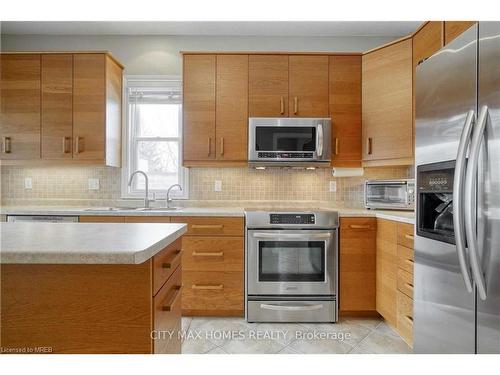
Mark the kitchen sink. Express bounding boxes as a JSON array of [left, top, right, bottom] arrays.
[[84, 207, 183, 212], [135, 207, 183, 212]]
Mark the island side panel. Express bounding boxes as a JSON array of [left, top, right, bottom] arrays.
[[0, 262, 153, 354]]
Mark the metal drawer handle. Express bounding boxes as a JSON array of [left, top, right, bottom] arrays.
[[192, 251, 224, 257], [62, 136, 71, 154], [191, 224, 224, 230], [252, 232, 331, 240], [192, 284, 223, 290], [220, 137, 224, 156], [404, 234, 414, 240], [3, 137, 12, 153], [294, 97, 298, 115], [75, 136, 82, 154], [280, 96, 284, 115], [349, 224, 371, 229], [334, 137, 339, 155], [207, 137, 211, 156], [161, 250, 183, 269], [162, 285, 182, 311], [366, 137, 372, 155], [260, 303, 324, 312]]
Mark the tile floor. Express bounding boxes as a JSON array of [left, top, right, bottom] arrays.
[[181, 317, 412, 354]]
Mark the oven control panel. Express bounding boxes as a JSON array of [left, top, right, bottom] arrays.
[[269, 213, 316, 225]]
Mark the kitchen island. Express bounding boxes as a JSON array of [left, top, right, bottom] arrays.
[[0, 222, 187, 354]]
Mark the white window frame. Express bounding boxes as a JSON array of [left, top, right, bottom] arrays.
[[121, 75, 189, 199]]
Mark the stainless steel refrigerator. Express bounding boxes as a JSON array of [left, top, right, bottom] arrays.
[[415, 22, 500, 353]]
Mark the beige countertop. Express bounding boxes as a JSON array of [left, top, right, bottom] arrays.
[[0, 222, 187, 264], [0, 205, 415, 224]]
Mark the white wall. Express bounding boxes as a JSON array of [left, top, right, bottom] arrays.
[[0, 34, 397, 75]]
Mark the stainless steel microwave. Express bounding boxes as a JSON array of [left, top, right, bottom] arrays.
[[365, 179, 415, 211], [248, 118, 331, 167]]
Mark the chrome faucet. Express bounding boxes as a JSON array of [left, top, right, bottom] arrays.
[[128, 170, 152, 209], [166, 184, 182, 208]]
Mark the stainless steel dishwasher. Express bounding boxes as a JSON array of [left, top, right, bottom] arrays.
[[6, 215, 79, 223]]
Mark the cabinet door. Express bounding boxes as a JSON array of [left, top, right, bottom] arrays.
[[362, 39, 413, 163], [41, 54, 73, 159], [413, 22, 444, 67], [216, 55, 248, 161], [329, 55, 361, 167], [0, 54, 41, 159], [248, 55, 288, 117], [444, 21, 476, 45], [339, 218, 376, 312], [73, 54, 105, 160], [183, 55, 216, 162], [289, 55, 329, 117]]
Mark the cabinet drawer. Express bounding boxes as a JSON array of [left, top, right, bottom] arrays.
[[397, 245, 414, 275], [153, 237, 183, 296], [153, 265, 182, 354], [171, 216, 244, 236], [340, 217, 377, 231], [182, 271, 244, 316], [397, 268, 414, 299], [182, 236, 244, 272], [397, 223, 414, 249], [397, 290, 413, 346]]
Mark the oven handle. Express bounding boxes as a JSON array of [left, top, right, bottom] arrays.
[[260, 303, 324, 311], [316, 124, 324, 157], [252, 232, 332, 240]]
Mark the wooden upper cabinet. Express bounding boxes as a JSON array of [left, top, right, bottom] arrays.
[[73, 54, 106, 161], [216, 55, 248, 161], [289, 55, 329, 117], [183, 54, 216, 162], [248, 55, 289, 117], [413, 21, 444, 67], [0, 54, 41, 159], [329, 55, 361, 167], [41, 54, 73, 159], [362, 39, 413, 164], [444, 21, 476, 45]]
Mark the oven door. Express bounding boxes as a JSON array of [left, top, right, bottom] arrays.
[[247, 229, 337, 296]]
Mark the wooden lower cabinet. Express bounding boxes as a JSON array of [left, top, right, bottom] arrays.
[[339, 217, 377, 314], [397, 290, 413, 345]]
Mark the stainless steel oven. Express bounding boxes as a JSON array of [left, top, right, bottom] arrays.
[[364, 179, 415, 210], [245, 210, 339, 323], [248, 118, 331, 167]]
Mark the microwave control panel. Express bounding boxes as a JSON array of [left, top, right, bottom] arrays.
[[269, 214, 316, 225], [258, 152, 314, 159]]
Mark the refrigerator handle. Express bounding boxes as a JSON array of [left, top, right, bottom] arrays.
[[464, 105, 489, 300], [453, 109, 475, 293]]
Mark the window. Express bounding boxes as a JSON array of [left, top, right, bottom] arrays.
[[122, 76, 188, 199]]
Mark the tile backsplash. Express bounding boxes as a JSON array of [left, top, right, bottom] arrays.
[[1, 165, 411, 207]]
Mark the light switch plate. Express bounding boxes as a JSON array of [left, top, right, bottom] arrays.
[[24, 177, 33, 190], [329, 180, 337, 193], [214, 180, 222, 192], [88, 178, 100, 190]]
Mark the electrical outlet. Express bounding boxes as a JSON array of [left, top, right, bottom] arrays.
[[329, 180, 337, 193], [88, 178, 100, 190], [24, 177, 33, 190], [214, 180, 222, 192]]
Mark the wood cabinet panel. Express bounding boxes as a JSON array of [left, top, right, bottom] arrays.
[[41, 54, 73, 159], [397, 290, 413, 346], [413, 22, 444, 67], [248, 55, 289, 117], [153, 238, 183, 296], [79, 216, 125, 223], [329, 55, 361, 167], [73, 54, 106, 160], [182, 270, 244, 316], [170, 216, 244, 237], [376, 219, 398, 327], [444, 21, 476, 45], [123, 216, 170, 223], [289, 55, 329, 117], [397, 222, 415, 249], [216, 55, 248, 161], [362, 39, 413, 164], [153, 265, 182, 354], [0, 54, 41, 159], [339, 217, 376, 312], [105, 55, 122, 167], [397, 268, 414, 299], [183, 54, 216, 162], [182, 236, 244, 272], [397, 245, 414, 275]]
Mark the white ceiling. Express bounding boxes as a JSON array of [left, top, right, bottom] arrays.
[[0, 21, 422, 36]]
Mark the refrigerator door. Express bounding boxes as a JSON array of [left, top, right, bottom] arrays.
[[477, 21, 500, 354], [414, 24, 478, 353]]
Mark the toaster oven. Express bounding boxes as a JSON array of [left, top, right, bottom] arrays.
[[365, 179, 415, 210]]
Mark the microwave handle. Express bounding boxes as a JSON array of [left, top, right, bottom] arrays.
[[316, 124, 323, 157]]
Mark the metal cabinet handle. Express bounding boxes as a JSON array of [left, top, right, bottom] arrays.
[[62, 136, 71, 154], [192, 251, 224, 257], [162, 285, 182, 311], [75, 136, 82, 154], [366, 137, 372, 155], [192, 284, 223, 290], [207, 138, 211, 156], [453, 109, 475, 293], [161, 250, 183, 269], [349, 224, 371, 229], [316, 124, 323, 157], [334, 137, 339, 155], [260, 303, 324, 311], [3, 137, 11, 153], [294, 97, 298, 115], [464, 105, 488, 300], [280, 96, 284, 115], [252, 232, 331, 240], [220, 137, 224, 156]]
